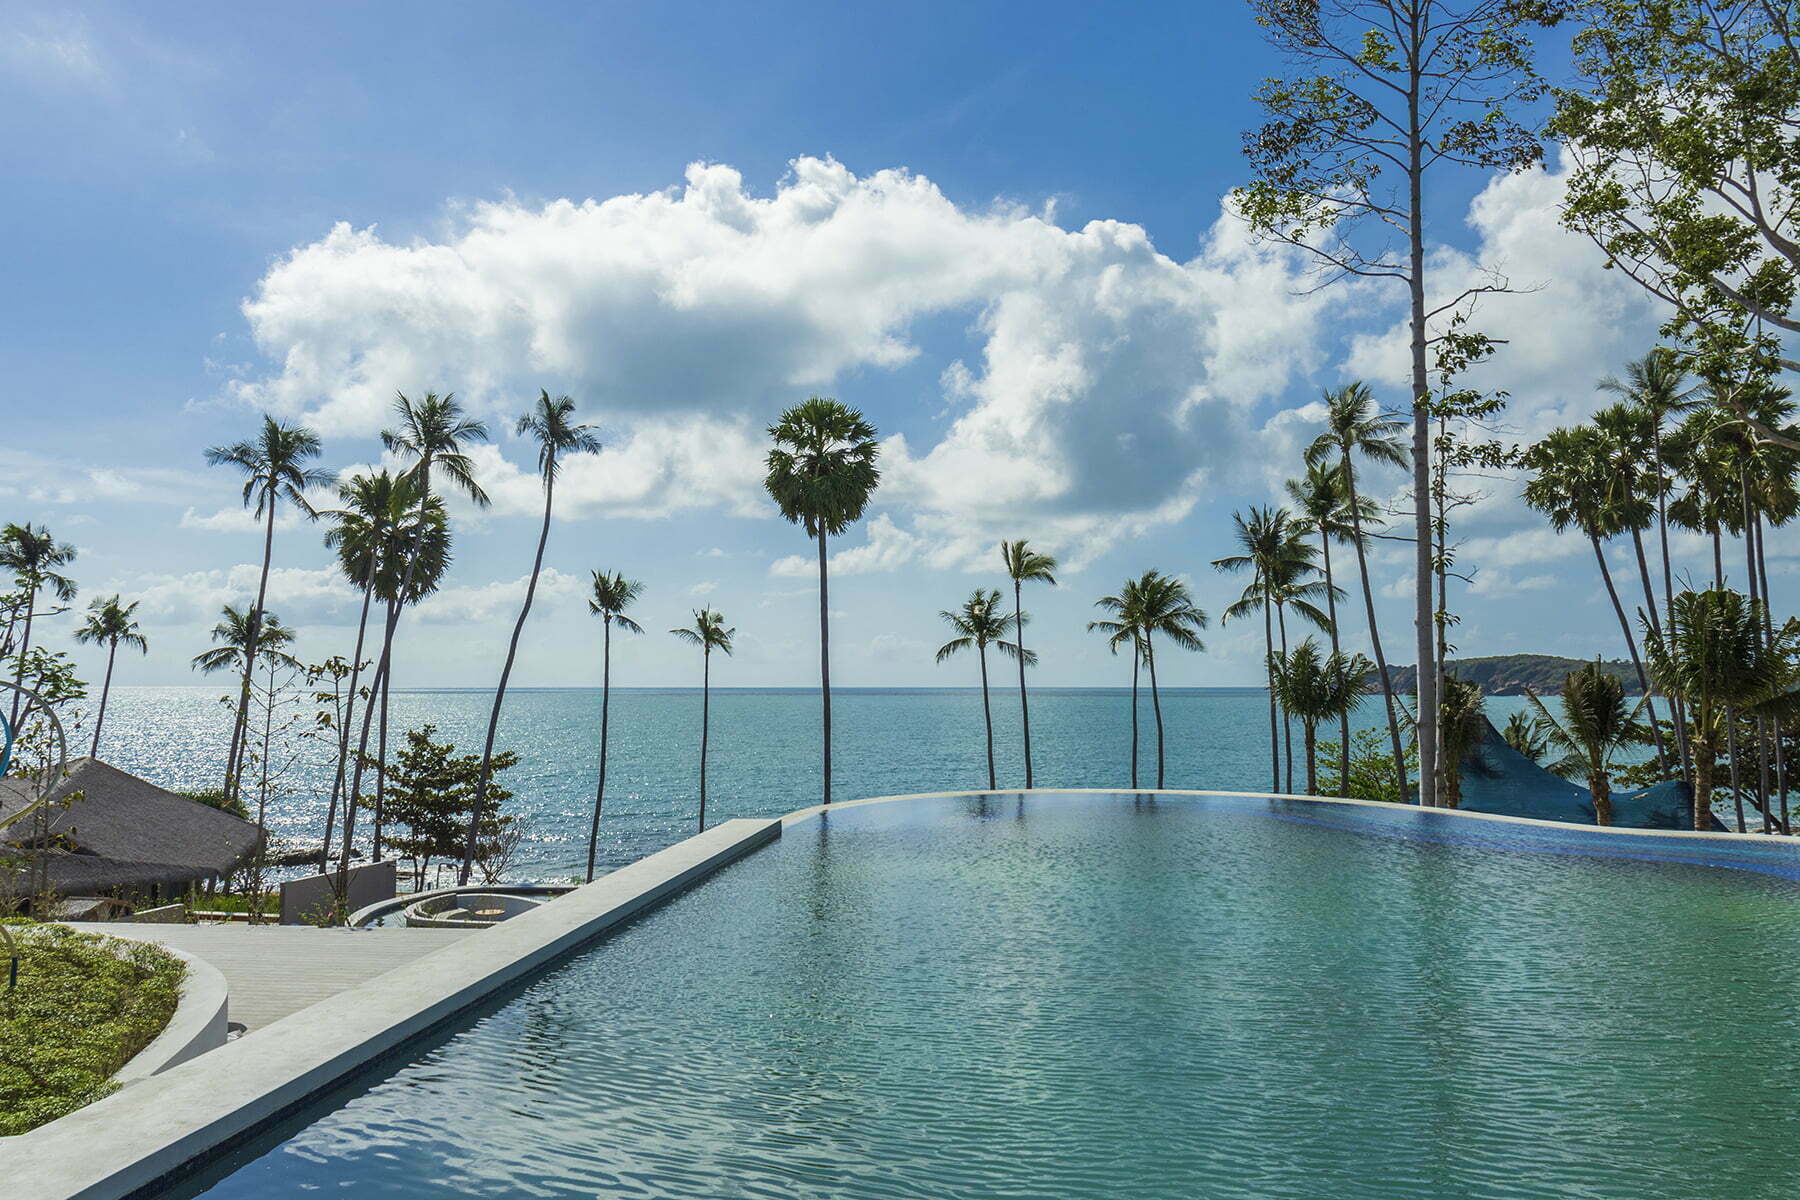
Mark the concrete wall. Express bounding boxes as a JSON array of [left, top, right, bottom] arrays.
[[109, 946, 230, 1084], [124, 903, 188, 924], [279, 860, 396, 925]]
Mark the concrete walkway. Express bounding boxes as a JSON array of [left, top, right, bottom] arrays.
[[83, 923, 473, 1031]]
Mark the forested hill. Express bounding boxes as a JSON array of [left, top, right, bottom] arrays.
[[1380, 655, 1640, 696]]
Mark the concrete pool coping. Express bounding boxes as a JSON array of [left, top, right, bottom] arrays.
[[14, 788, 1790, 1199], [11, 816, 781, 1200]]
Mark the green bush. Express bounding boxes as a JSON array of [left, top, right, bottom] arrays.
[[0, 923, 186, 1135]]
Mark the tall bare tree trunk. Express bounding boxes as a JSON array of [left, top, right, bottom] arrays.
[[1147, 633, 1166, 788], [1319, 527, 1349, 792], [90, 639, 117, 759], [1343, 455, 1408, 802], [1278, 604, 1293, 794], [1406, 25, 1438, 809], [1013, 578, 1034, 789], [586, 617, 614, 883], [1262, 596, 1278, 792], [227, 500, 279, 807], [1128, 635, 1140, 790], [1591, 535, 1667, 768], [818, 527, 832, 805], [698, 647, 711, 831], [979, 643, 995, 790]]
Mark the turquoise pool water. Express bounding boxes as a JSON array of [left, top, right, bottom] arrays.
[[175, 793, 1800, 1198]]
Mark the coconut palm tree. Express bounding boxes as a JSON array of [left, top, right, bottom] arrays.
[[1305, 382, 1412, 803], [1436, 677, 1486, 810], [999, 540, 1057, 788], [1644, 589, 1798, 831], [935, 589, 1029, 790], [1598, 349, 1699, 625], [72, 596, 146, 758], [205, 416, 333, 806], [1270, 637, 1373, 795], [1089, 580, 1150, 788], [1286, 463, 1375, 790], [585, 570, 645, 883], [192, 606, 299, 687], [671, 609, 735, 832], [459, 392, 601, 885], [1501, 711, 1550, 763], [1103, 570, 1206, 789], [763, 397, 880, 808], [1523, 661, 1651, 827], [0, 522, 78, 729], [1523, 425, 1669, 773]]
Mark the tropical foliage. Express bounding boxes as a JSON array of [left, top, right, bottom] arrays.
[[935, 588, 1029, 790]]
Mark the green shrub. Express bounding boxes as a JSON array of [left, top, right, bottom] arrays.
[[0, 923, 186, 1135]]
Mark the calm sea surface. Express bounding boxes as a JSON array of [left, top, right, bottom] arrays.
[[94, 686, 1547, 880]]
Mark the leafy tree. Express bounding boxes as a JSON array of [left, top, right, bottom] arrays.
[[72, 596, 145, 759], [1287, 462, 1374, 789], [1319, 727, 1419, 804], [0, 523, 77, 731], [1644, 588, 1798, 830], [935, 588, 1030, 790], [1436, 676, 1487, 809], [1237, 0, 1552, 807], [205, 416, 332, 807], [764, 397, 880, 807], [1271, 637, 1374, 795], [460, 392, 600, 886], [380, 725, 519, 891], [1524, 661, 1650, 826], [671, 609, 735, 832], [999, 540, 1057, 789], [585, 570, 644, 882]]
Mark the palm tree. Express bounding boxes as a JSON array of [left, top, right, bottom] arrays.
[[72, 596, 146, 758], [1089, 580, 1149, 788], [1436, 677, 1486, 810], [1305, 382, 1412, 803], [1215, 507, 1329, 793], [1270, 637, 1373, 795], [322, 471, 450, 866], [1524, 661, 1651, 827], [1598, 349, 1699, 626], [585, 570, 645, 883], [1102, 570, 1205, 788], [0, 523, 78, 730], [935, 589, 1029, 790], [192, 606, 299, 690], [1644, 589, 1798, 831], [999, 540, 1057, 788], [459, 392, 600, 885], [671, 609, 735, 832], [205, 416, 332, 806], [1523, 425, 1670, 773], [763, 397, 881, 807], [1287, 463, 1374, 790], [1501, 710, 1550, 763]]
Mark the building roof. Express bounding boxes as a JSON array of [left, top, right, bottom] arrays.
[[1, 757, 261, 895]]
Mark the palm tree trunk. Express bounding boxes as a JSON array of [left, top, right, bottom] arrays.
[[1146, 634, 1166, 788], [586, 618, 613, 883], [1342, 454, 1409, 803], [375, 661, 391, 860], [1262, 596, 1278, 792], [324, 560, 379, 866], [1406, 75, 1438, 810], [1128, 636, 1140, 790], [1727, 710, 1746, 833], [7, 583, 36, 729], [1277, 604, 1294, 794], [1742, 476, 1773, 831], [334, 593, 399, 879], [1303, 721, 1318, 795], [1712, 524, 1724, 588], [1590, 535, 1668, 768], [1626, 529, 1671, 776], [979, 643, 996, 790], [1753, 508, 1788, 832], [1320, 530, 1349, 793], [1694, 728, 1715, 831], [1652, 417, 1695, 782], [818, 528, 832, 806], [698, 647, 711, 831], [1590, 771, 1613, 827], [228, 498, 280, 807], [90, 640, 117, 759], [460, 473, 556, 886], [1014, 579, 1033, 789]]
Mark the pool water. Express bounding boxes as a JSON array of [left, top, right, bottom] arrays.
[[178, 793, 1800, 1198]]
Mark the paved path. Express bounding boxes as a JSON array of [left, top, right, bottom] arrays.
[[83, 923, 474, 1031]]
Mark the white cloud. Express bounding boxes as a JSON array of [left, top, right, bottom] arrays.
[[128, 565, 358, 626], [409, 567, 584, 626]]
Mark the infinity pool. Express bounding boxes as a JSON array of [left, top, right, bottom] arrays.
[[174, 793, 1800, 1198]]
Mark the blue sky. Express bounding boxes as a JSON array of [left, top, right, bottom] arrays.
[[3, 2, 1754, 691]]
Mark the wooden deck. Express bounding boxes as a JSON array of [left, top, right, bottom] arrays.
[[83, 923, 474, 1031]]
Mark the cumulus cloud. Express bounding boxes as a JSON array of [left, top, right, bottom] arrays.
[[231, 155, 1338, 568], [128, 565, 358, 625], [409, 567, 585, 625]]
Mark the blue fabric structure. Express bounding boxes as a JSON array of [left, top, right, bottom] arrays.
[[1456, 716, 1711, 830]]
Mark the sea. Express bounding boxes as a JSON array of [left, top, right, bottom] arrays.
[[94, 686, 1544, 883]]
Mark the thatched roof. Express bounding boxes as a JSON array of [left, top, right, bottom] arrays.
[[0, 757, 260, 895]]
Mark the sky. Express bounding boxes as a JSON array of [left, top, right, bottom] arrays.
[[2, 1, 1779, 691]]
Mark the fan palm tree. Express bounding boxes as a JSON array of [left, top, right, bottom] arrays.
[[999, 540, 1057, 788], [1524, 661, 1651, 827], [1644, 589, 1798, 830], [0, 523, 77, 730], [585, 570, 644, 883], [671, 609, 735, 832], [935, 588, 1029, 790], [322, 471, 450, 866], [205, 416, 333, 805], [1305, 382, 1412, 803], [764, 397, 880, 807], [1287, 463, 1374, 790], [1111, 571, 1205, 788], [1523, 424, 1669, 773], [1089, 580, 1150, 788], [1270, 638, 1373, 795], [459, 392, 601, 884], [72, 596, 146, 758]]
